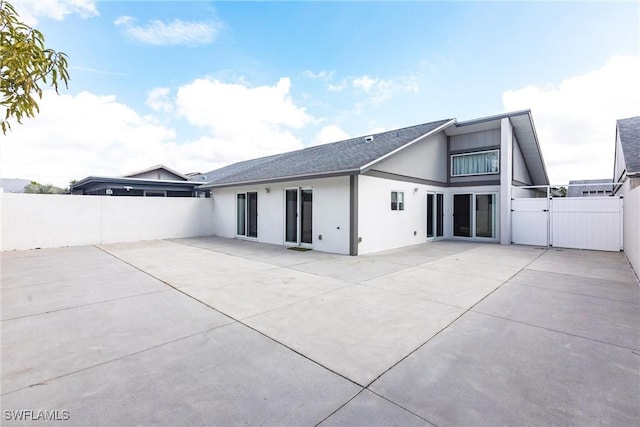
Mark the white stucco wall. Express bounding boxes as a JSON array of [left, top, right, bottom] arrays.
[[623, 179, 640, 277], [0, 193, 215, 251], [211, 176, 351, 254], [357, 175, 441, 254]]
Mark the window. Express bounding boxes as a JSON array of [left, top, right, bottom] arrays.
[[391, 191, 404, 211], [451, 150, 499, 176]]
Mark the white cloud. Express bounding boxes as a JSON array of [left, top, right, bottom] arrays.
[[312, 125, 350, 146], [114, 16, 222, 46], [327, 83, 346, 92], [146, 87, 173, 113], [175, 77, 311, 161], [352, 75, 378, 92], [303, 70, 335, 80], [1, 77, 314, 186], [1, 91, 179, 186], [352, 74, 421, 103], [503, 55, 640, 184], [11, 0, 98, 25]]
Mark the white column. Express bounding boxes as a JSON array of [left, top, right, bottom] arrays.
[[500, 118, 513, 245]]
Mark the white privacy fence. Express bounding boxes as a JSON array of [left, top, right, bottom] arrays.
[[512, 196, 623, 252], [0, 193, 215, 251]]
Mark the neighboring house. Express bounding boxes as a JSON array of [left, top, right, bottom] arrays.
[[71, 165, 203, 197], [199, 110, 549, 255], [567, 179, 613, 197], [613, 116, 640, 275], [0, 178, 31, 193]]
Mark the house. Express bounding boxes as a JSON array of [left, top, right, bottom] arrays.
[[567, 179, 613, 197], [71, 165, 204, 197], [613, 116, 640, 275], [199, 110, 549, 255]]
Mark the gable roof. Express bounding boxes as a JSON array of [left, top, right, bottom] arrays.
[[617, 116, 640, 176], [198, 118, 455, 188], [198, 110, 548, 188], [446, 110, 549, 185], [123, 164, 189, 181]]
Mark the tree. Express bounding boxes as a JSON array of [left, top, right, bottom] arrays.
[[24, 181, 66, 194], [0, 0, 69, 134]]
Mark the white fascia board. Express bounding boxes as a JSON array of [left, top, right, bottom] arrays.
[[359, 119, 457, 173]]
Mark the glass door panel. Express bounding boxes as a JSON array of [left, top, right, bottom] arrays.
[[475, 194, 495, 238], [436, 193, 444, 237], [453, 194, 472, 237], [247, 192, 258, 238], [427, 193, 434, 238], [236, 194, 246, 236], [285, 189, 298, 243], [301, 189, 313, 244]]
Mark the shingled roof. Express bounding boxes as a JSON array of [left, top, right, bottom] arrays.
[[199, 118, 454, 187], [617, 116, 640, 175]]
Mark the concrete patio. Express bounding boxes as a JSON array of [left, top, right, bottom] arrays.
[[1, 237, 638, 426]]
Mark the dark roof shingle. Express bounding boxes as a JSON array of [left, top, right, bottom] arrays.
[[617, 116, 640, 175], [199, 119, 453, 186]]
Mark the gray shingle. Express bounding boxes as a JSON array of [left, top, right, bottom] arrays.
[[200, 119, 452, 186], [617, 116, 640, 175]]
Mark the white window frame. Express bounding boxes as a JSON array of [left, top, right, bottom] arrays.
[[451, 149, 500, 177], [391, 191, 405, 211]]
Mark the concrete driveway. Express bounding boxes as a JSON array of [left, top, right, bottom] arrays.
[[1, 237, 638, 426]]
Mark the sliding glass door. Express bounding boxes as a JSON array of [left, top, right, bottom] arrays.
[[453, 193, 496, 239], [285, 188, 313, 246], [237, 191, 258, 238]]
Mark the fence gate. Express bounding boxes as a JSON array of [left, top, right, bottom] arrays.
[[512, 197, 623, 251]]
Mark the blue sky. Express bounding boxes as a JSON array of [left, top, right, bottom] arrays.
[[2, 0, 639, 186]]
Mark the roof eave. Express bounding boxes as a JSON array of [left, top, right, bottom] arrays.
[[71, 176, 202, 190], [199, 169, 360, 189], [455, 109, 532, 127]]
